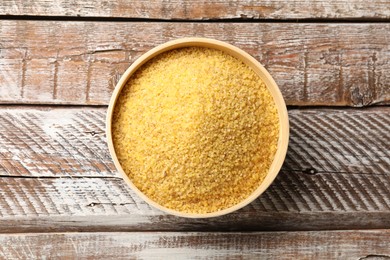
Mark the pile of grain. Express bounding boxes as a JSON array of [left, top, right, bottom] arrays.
[[113, 47, 279, 214]]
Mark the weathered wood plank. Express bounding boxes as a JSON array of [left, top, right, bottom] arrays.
[[0, 106, 389, 232], [1, 107, 388, 178], [1, 0, 390, 20], [1, 21, 389, 106], [0, 107, 116, 177], [0, 231, 389, 259], [1, 177, 390, 233]]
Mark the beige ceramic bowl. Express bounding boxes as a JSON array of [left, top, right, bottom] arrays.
[[106, 37, 289, 218]]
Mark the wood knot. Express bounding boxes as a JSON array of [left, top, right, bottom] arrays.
[[303, 168, 318, 175]]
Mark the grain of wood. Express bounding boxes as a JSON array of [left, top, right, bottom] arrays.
[[1, 0, 390, 20], [1, 107, 389, 178], [1, 21, 389, 106], [0, 231, 389, 259], [0, 106, 389, 232], [1, 177, 390, 233], [0, 107, 116, 177]]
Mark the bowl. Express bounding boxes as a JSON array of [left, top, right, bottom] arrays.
[[106, 37, 289, 218]]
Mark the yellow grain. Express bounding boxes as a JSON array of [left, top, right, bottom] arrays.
[[113, 47, 279, 214]]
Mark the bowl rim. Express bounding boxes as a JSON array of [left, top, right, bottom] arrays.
[[106, 37, 289, 218]]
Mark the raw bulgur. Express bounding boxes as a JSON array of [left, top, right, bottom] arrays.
[[112, 47, 279, 214]]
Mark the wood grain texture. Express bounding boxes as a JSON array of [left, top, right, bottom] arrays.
[[1, 230, 390, 259], [1, 21, 389, 106], [0, 106, 389, 232], [0, 107, 115, 177], [1, 0, 390, 20]]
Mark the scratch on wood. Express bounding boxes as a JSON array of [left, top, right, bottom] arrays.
[[9, 245, 22, 259], [20, 55, 26, 99], [369, 52, 378, 103], [90, 48, 126, 54], [25, 243, 34, 259], [85, 58, 92, 103], [110, 68, 119, 92], [303, 50, 308, 102], [338, 53, 344, 103], [87, 202, 134, 207], [68, 237, 78, 255], [52, 58, 59, 100]]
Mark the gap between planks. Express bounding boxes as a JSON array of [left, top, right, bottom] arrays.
[[1, 15, 390, 23]]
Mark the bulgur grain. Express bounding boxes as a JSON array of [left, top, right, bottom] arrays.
[[112, 47, 279, 214]]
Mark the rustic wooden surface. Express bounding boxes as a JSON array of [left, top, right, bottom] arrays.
[[1, 0, 390, 20], [1, 21, 389, 106], [1, 230, 389, 259], [0, 106, 388, 233], [1, 0, 389, 257]]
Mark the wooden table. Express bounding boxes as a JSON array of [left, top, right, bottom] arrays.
[[1, 1, 389, 259]]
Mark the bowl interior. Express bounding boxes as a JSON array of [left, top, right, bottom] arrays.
[[106, 38, 289, 218]]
